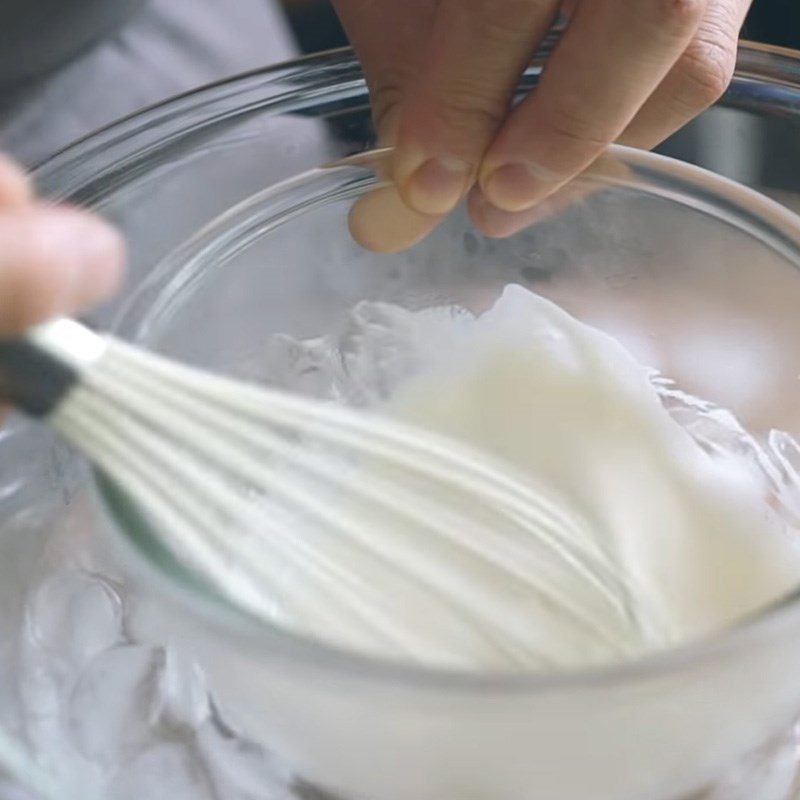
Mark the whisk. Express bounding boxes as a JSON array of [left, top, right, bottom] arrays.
[[0, 318, 642, 669]]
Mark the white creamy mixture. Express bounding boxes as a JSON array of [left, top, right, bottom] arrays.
[[263, 284, 800, 672], [13, 288, 800, 800]]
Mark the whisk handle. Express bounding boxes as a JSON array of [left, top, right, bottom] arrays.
[[0, 318, 106, 417], [0, 337, 77, 417]]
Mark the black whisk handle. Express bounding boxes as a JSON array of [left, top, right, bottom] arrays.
[[0, 336, 79, 417]]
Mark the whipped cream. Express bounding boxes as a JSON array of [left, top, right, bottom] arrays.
[[264, 284, 800, 672]]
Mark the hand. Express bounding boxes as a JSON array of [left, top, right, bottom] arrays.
[[0, 153, 124, 336], [334, 0, 752, 252]]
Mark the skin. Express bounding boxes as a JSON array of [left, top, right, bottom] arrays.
[[337, 0, 754, 252], [0, 156, 123, 414], [0, 0, 750, 335], [0, 154, 123, 336]]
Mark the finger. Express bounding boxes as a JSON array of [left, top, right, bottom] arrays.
[[470, 149, 634, 237], [0, 206, 124, 336], [332, 0, 434, 144], [335, 0, 444, 251], [620, 0, 750, 148], [0, 153, 33, 209], [349, 186, 443, 254], [480, 0, 705, 212], [392, 0, 561, 215]]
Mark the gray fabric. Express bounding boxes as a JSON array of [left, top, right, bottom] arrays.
[[0, 0, 145, 90], [0, 0, 299, 167]]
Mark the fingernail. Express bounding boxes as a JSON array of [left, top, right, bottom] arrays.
[[483, 163, 544, 212], [404, 156, 472, 215]]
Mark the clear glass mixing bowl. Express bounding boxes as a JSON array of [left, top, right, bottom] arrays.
[[2, 42, 799, 800], [97, 143, 800, 800]]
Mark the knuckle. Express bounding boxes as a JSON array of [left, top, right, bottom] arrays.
[[676, 33, 737, 109]]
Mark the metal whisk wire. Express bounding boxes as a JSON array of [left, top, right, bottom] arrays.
[[0, 319, 640, 667]]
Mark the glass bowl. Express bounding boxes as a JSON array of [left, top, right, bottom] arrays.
[[99, 144, 800, 800], [2, 42, 798, 800]]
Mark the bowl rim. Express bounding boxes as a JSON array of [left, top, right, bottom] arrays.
[[104, 138, 800, 695], [31, 40, 800, 194]]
